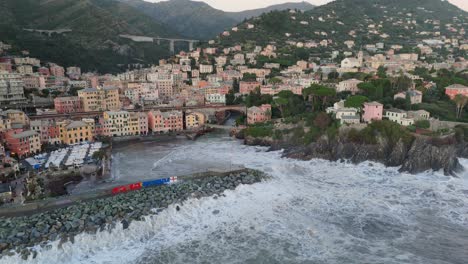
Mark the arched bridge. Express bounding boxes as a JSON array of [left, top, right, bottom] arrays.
[[205, 124, 235, 130], [186, 105, 247, 122]]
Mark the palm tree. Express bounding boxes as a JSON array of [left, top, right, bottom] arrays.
[[453, 94, 468, 119]]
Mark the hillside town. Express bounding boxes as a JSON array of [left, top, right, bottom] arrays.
[[0, 20, 467, 204], [1, 0, 468, 262]]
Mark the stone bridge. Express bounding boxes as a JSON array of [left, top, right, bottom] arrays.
[[186, 105, 247, 123], [205, 124, 235, 130]]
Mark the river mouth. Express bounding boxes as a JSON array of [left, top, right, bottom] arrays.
[[5, 134, 468, 264]]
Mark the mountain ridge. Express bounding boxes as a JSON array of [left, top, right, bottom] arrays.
[[117, 0, 315, 39], [226, 1, 315, 21]]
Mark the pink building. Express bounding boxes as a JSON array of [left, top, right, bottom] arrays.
[[247, 104, 272, 125], [133, 112, 148, 135], [260, 85, 303, 96], [49, 64, 65, 77], [148, 110, 183, 133], [445, 84, 468, 99], [362, 102, 383, 123], [38, 67, 50, 76], [30, 120, 61, 144], [22, 75, 46, 90], [85, 75, 99, 88], [217, 85, 230, 95], [240, 81, 261, 95], [54, 96, 83, 114], [94, 117, 110, 137]]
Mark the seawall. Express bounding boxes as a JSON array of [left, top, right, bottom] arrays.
[[0, 169, 267, 260]]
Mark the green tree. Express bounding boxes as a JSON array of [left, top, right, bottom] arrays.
[[244, 88, 273, 107], [391, 74, 413, 93], [226, 90, 236, 105], [345, 95, 368, 108], [328, 72, 339, 80], [269, 77, 282, 85], [313, 112, 331, 131], [233, 78, 240, 93], [41, 89, 50, 98], [69, 87, 84, 96], [242, 73, 257, 82], [415, 120, 430, 129], [273, 97, 288, 118], [377, 66, 387, 78], [303, 84, 336, 111], [294, 48, 310, 61], [92, 150, 106, 160]]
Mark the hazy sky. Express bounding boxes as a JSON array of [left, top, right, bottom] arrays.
[[147, 0, 468, 12]]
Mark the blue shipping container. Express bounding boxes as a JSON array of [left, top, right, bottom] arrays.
[[142, 178, 170, 188]]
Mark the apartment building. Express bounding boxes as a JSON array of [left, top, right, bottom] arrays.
[[78, 86, 121, 112]]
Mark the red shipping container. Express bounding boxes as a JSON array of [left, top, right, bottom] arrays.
[[112, 186, 128, 194], [128, 182, 142, 191]]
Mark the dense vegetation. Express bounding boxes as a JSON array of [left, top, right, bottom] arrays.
[[241, 67, 468, 147], [0, 0, 174, 73], [347, 120, 414, 147]]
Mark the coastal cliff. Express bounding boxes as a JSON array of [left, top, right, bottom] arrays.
[[244, 133, 464, 176]]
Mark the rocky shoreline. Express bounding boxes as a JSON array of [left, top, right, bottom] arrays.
[[0, 169, 267, 260], [244, 135, 465, 176]]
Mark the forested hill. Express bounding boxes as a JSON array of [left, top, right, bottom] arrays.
[[218, 0, 467, 49], [0, 0, 176, 73]]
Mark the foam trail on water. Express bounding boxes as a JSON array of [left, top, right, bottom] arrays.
[[4, 138, 468, 264]]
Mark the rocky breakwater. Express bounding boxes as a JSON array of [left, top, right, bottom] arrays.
[[244, 125, 463, 176], [0, 169, 266, 260]]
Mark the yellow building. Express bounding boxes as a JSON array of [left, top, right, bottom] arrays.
[[4, 109, 29, 126], [78, 86, 121, 112], [185, 112, 205, 129], [0, 114, 11, 132], [59, 120, 93, 145], [82, 118, 96, 134], [128, 112, 140, 136], [27, 132, 41, 154], [103, 111, 147, 137], [104, 111, 131, 137]]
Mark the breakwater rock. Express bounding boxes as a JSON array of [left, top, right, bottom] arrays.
[[0, 169, 266, 260]]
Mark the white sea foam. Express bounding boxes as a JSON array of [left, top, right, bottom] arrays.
[[4, 137, 468, 264]]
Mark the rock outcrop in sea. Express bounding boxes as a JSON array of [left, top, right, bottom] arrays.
[[244, 134, 464, 176]]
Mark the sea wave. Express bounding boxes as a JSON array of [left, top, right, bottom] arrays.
[[5, 137, 468, 264]]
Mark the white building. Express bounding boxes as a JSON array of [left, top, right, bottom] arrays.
[[205, 93, 226, 105], [336, 79, 363, 94], [199, 64, 214, 74], [385, 109, 414, 126], [0, 71, 26, 105]]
